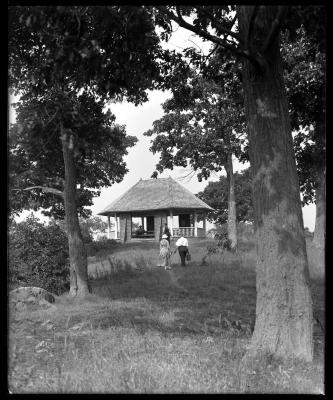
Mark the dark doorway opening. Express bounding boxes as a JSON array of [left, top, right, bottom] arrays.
[[146, 216, 154, 235], [179, 214, 191, 227]]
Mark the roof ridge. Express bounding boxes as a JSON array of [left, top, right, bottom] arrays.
[[143, 177, 169, 181]]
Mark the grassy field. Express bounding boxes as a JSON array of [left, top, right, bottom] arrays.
[[8, 236, 325, 394]]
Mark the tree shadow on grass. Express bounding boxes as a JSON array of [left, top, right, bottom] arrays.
[[85, 265, 257, 339], [87, 254, 324, 347]]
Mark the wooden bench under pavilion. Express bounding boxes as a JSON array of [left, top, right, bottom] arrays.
[[98, 177, 213, 242]]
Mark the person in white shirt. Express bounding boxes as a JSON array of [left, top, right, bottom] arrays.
[[175, 235, 189, 267]]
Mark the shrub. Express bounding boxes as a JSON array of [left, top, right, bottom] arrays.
[[8, 215, 70, 295], [85, 237, 118, 257], [208, 222, 255, 243], [50, 218, 94, 244]]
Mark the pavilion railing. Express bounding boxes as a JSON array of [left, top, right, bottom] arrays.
[[172, 227, 194, 237], [129, 228, 206, 239], [172, 227, 206, 238]]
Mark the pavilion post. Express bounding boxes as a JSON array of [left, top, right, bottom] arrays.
[[107, 215, 111, 239], [114, 213, 118, 239], [170, 209, 173, 236], [194, 211, 198, 237], [203, 213, 207, 235]]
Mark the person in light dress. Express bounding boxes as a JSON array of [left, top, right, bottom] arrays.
[[159, 234, 172, 270]]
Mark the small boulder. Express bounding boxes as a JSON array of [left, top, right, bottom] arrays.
[[10, 286, 56, 307]]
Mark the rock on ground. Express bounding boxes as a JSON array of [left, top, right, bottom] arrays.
[[9, 286, 56, 311]]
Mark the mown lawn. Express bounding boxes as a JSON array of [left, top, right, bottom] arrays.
[[8, 237, 324, 393]]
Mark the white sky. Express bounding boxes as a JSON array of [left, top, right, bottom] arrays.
[[9, 24, 316, 231]]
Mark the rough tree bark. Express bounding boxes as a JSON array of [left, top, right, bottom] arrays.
[[61, 127, 90, 297], [224, 151, 237, 249], [313, 169, 326, 250], [312, 169, 325, 275], [237, 6, 313, 362]]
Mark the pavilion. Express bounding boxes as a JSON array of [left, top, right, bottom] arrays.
[[98, 177, 213, 242]]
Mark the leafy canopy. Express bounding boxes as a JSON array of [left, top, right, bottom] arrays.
[[9, 6, 176, 218], [150, 5, 325, 204], [8, 6, 165, 103], [281, 22, 325, 204], [197, 168, 253, 225], [144, 54, 247, 181], [9, 92, 137, 218]]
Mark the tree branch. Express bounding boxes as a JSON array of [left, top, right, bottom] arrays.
[[11, 186, 64, 197], [161, 8, 237, 54], [262, 6, 289, 53], [229, 14, 237, 31], [158, 6, 265, 71], [42, 109, 59, 129], [176, 168, 197, 182], [199, 8, 242, 43], [187, 38, 204, 54], [205, 43, 219, 60]]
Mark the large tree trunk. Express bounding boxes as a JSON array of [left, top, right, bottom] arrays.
[[224, 152, 237, 249], [237, 6, 313, 362], [61, 130, 90, 297], [313, 170, 326, 250], [312, 169, 325, 276]]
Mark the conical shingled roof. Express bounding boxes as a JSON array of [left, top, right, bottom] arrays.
[[98, 177, 213, 215]]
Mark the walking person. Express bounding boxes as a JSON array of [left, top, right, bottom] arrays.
[[163, 223, 171, 244], [175, 235, 189, 267], [159, 234, 172, 270]]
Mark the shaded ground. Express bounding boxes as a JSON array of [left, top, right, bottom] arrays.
[[8, 237, 324, 393]]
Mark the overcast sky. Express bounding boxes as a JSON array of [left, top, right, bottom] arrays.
[[9, 24, 316, 231]]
